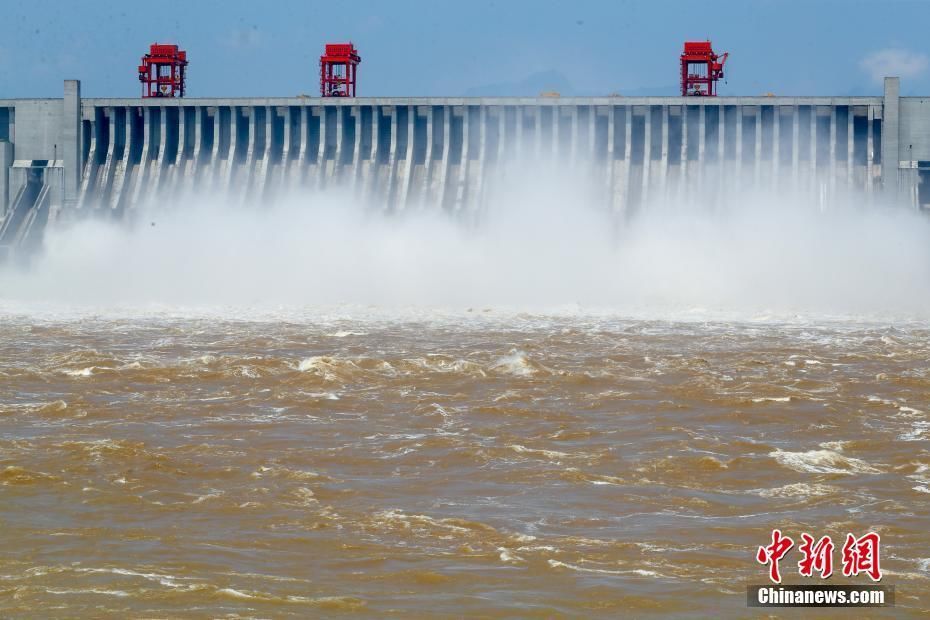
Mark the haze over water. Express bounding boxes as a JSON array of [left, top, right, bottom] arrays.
[[2, 178, 930, 616]]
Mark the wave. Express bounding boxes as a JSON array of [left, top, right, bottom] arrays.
[[769, 448, 883, 475], [489, 350, 547, 377], [750, 482, 841, 498]]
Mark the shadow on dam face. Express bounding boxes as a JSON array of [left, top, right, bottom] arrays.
[[2, 160, 930, 322]]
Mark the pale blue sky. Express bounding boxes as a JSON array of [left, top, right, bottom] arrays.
[[1, 0, 928, 98]]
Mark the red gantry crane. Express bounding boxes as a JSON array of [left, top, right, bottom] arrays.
[[139, 43, 188, 98], [680, 41, 728, 96], [320, 43, 361, 97]]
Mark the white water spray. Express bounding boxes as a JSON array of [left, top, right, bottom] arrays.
[[2, 167, 929, 320]]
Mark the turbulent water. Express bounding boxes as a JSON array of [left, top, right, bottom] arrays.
[[2, 180, 930, 616], [1, 308, 929, 617]]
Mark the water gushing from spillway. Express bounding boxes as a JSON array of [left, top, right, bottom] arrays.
[[2, 164, 929, 321]]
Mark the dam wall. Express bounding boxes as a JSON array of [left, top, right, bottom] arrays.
[[1, 78, 930, 228]]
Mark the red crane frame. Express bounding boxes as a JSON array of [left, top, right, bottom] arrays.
[[139, 43, 188, 98], [320, 43, 361, 97], [680, 41, 728, 97]]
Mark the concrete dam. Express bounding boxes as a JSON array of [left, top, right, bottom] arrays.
[[1, 78, 929, 258]]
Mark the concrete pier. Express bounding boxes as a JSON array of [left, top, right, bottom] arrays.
[[1, 78, 930, 233]]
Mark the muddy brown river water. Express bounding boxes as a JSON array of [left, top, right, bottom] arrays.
[[1, 309, 928, 617]]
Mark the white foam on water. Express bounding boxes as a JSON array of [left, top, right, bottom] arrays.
[[191, 490, 224, 504], [509, 444, 570, 460], [327, 330, 367, 338], [751, 482, 841, 499], [45, 588, 131, 597], [490, 351, 538, 377], [818, 441, 850, 451], [906, 463, 930, 493], [295, 356, 352, 382], [304, 391, 340, 400], [899, 421, 930, 441], [74, 567, 202, 590], [61, 367, 95, 377], [217, 587, 256, 599], [373, 510, 472, 535], [497, 547, 522, 563], [297, 357, 323, 372], [769, 448, 883, 475], [636, 542, 703, 553], [547, 559, 660, 578]]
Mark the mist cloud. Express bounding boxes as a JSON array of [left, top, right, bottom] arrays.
[[2, 168, 930, 321]]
